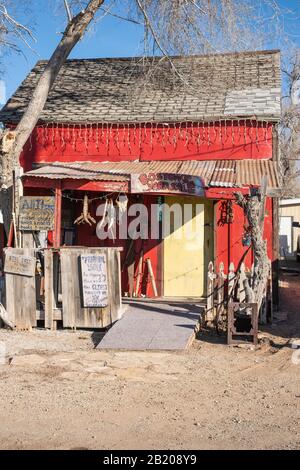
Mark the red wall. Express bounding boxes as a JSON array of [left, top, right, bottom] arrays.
[[19, 121, 273, 171], [215, 197, 273, 273], [74, 193, 161, 297], [20, 120, 275, 296]]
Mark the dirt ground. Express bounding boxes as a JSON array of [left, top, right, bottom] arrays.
[[0, 273, 299, 450]]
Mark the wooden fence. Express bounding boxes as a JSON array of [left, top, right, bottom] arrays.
[[2, 247, 123, 330]]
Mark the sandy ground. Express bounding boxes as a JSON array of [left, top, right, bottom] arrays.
[[0, 273, 299, 450]]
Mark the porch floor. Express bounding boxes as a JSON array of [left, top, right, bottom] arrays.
[[97, 300, 204, 350]]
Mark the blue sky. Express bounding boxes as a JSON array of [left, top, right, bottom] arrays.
[[1, 1, 144, 101], [1, 0, 300, 102]]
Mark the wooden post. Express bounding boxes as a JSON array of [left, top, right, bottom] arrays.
[[206, 261, 216, 321], [238, 262, 246, 303], [7, 220, 14, 247], [54, 183, 62, 249], [217, 262, 227, 320], [228, 262, 235, 301], [44, 249, 54, 329], [272, 125, 280, 308], [134, 250, 143, 297], [146, 258, 158, 297], [272, 197, 280, 309]]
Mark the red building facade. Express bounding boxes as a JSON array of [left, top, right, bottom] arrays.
[[0, 51, 281, 300]]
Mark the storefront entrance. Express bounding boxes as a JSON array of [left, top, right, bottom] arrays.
[[163, 196, 209, 298]]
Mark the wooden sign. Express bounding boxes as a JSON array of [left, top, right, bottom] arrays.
[[131, 173, 204, 195], [80, 254, 108, 308], [19, 196, 55, 231], [4, 253, 36, 277]]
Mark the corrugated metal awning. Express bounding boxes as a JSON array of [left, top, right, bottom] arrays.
[[23, 160, 216, 186], [23, 162, 129, 181], [236, 160, 279, 188], [23, 159, 280, 190], [209, 160, 237, 187]]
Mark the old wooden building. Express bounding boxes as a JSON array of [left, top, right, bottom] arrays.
[[0, 50, 281, 306]]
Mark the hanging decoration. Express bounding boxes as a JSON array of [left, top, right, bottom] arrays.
[[98, 197, 108, 231], [33, 118, 268, 158], [107, 199, 116, 241], [219, 200, 234, 225], [97, 198, 116, 240], [74, 194, 96, 226], [116, 194, 128, 222]]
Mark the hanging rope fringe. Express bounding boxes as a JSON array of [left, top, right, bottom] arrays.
[[30, 118, 267, 155]]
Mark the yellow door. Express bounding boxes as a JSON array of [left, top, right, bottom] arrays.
[[163, 196, 205, 297]]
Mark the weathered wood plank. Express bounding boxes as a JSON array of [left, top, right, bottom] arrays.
[[22, 248, 37, 328], [60, 249, 76, 328], [22, 232, 35, 249], [4, 248, 36, 329], [217, 262, 226, 320], [4, 251, 36, 277], [44, 249, 54, 329], [60, 247, 123, 329], [206, 261, 216, 321], [228, 262, 235, 300], [36, 309, 62, 321], [238, 262, 246, 303]]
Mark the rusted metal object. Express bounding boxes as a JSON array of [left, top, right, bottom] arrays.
[[227, 302, 258, 345]]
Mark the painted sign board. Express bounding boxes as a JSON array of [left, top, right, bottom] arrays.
[[4, 253, 36, 277], [80, 254, 108, 308], [19, 196, 55, 231], [131, 173, 204, 196]]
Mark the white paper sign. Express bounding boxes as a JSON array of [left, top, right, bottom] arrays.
[[80, 254, 108, 308]]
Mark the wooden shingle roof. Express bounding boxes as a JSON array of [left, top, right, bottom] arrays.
[[0, 50, 281, 124]]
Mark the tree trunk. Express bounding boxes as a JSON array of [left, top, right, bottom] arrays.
[[11, 0, 104, 169], [235, 190, 270, 312], [0, 0, 105, 235]]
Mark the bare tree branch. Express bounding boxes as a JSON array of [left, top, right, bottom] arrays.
[[63, 0, 73, 22], [0, 2, 36, 54], [1, 0, 105, 192]]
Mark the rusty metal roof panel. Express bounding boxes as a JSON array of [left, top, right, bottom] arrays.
[[23, 159, 279, 189], [236, 160, 279, 188], [24, 163, 129, 181], [210, 160, 237, 187], [24, 160, 216, 185], [149, 161, 181, 174], [179, 160, 216, 185]]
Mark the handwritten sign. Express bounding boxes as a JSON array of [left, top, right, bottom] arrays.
[[4, 253, 36, 277], [131, 173, 204, 196], [80, 254, 108, 308], [19, 196, 55, 231]]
